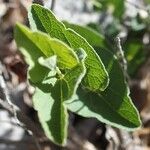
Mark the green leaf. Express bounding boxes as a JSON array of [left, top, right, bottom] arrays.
[[14, 23, 79, 83], [64, 49, 87, 100], [33, 79, 68, 145], [63, 22, 113, 53], [14, 24, 48, 83], [33, 51, 86, 145], [28, 4, 109, 91], [66, 49, 141, 130], [38, 55, 57, 71], [63, 21, 106, 49]]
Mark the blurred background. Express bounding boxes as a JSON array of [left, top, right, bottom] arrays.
[[0, 0, 150, 149]]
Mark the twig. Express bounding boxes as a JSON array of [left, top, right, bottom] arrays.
[[0, 70, 21, 126], [51, 0, 56, 11], [115, 37, 129, 81], [0, 65, 30, 133]]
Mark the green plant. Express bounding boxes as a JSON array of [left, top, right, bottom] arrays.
[[14, 4, 141, 146]]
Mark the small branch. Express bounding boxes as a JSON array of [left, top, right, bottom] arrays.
[[51, 0, 56, 11], [0, 70, 21, 126], [115, 37, 129, 81]]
